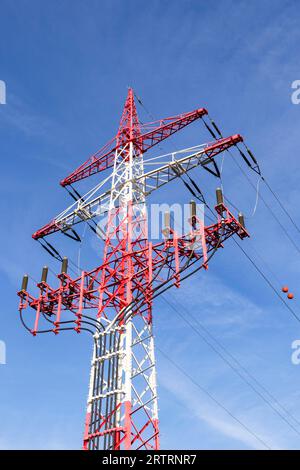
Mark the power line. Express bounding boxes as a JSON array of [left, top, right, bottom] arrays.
[[160, 150, 300, 434], [161, 294, 300, 433], [247, 240, 283, 288], [202, 116, 300, 256], [227, 149, 300, 256], [262, 177, 300, 235], [232, 237, 300, 324], [157, 346, 272, 450]]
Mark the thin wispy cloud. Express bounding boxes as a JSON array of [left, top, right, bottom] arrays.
[[158, 273, 264, 334], [159, 361, 290, 450], [0, 94, 52, 137]]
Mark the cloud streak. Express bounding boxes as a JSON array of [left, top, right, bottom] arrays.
[[159, 361, 286, 450]]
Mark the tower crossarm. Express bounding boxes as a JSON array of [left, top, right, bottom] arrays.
[[59, 108, 208, 187], [32, 134, 243, 240], [140, 133, 242, 196]]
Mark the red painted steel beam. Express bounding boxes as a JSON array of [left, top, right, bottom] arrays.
[[203, 134, 243, 156], [32, 219, 58, 240]]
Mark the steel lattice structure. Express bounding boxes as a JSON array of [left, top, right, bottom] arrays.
[[18, 89, 249, 450]]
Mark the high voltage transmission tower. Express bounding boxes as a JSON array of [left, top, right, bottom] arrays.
[[18, 89, 250, 450]]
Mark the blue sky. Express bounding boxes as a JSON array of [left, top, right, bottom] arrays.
[[1, 0, 300, 450]]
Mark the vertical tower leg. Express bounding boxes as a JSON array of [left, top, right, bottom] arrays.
[[82, 316, 159, 450], [82, 89, 160, 450]]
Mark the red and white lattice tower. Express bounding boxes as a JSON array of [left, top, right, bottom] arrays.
[[18, 89, 249, 450], [83, 90, 159, 450]]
